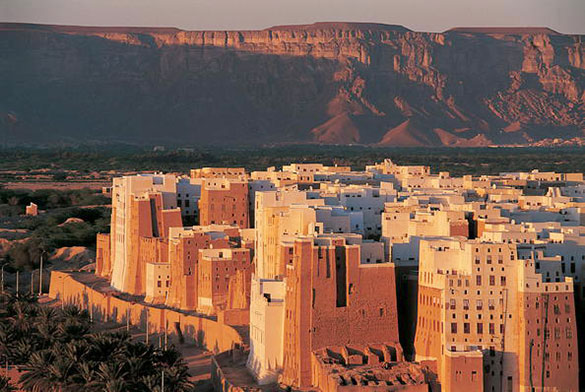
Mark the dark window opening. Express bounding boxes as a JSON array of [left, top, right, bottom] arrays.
[[335, 247, 347, 307]]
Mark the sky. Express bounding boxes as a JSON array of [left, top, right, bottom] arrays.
[[1, 0, 585, 34]]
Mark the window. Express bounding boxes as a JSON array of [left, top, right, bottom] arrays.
[[500, 276, 506, 286], [489, 275, 495, 286], [489, 323, 495, 334], [477, 323, 483, 334], [450, 299, 456, 310], [476, 276, 482, 286], [463, 299, 469, 310], [451, 323, 457, 333], [476, 300, 483, 311], [464, 323, 470, 334]]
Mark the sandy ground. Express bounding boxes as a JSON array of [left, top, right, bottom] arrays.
[[2, 366, 24, 392]]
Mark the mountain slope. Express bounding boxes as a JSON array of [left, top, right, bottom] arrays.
[[1, 22, 584, 146]]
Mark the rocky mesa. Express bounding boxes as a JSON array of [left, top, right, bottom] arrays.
[[1, 22, 584, 147]]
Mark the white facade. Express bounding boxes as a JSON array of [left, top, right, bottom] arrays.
[[247, 276, 286, 384], [176, 177, 202, 220]]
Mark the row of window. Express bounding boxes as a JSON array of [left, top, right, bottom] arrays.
[[448, 298, 499, 311], [177, 199, 191, 207], [450, 322, 504, 335], [475, 255, 510, 264], [156, 280, 170, 288], [475, 247, 513, 254], [447, 275, 507, 288], [527, 327, 573, 339]]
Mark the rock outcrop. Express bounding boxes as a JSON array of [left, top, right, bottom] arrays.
[[1, 22, 584, 146]]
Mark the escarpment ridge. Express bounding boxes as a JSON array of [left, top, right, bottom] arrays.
[[1, 22, 584, 146]]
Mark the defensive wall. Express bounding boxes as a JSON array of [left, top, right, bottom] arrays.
[[48, 271, 245, 353]]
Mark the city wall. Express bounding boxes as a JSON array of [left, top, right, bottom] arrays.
[[48, 271, 244, 353]]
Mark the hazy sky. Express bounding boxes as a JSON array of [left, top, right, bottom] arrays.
[[2, 0, 585, 34]]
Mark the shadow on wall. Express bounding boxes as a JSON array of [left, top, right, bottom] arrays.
[[49, 271, 243, 353]]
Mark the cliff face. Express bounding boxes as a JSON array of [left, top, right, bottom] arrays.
[[1, 22, 584, 146]]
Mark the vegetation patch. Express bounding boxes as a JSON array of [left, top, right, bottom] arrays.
[[0, 294, 193, 391]]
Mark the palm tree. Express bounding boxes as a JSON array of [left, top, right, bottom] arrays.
[[95, 379, 128, 392], [60, 305, 90, 323], [43, 353, 78, 391], [161, 365, 194, 392], [20, 351, 56, 392], [151, 346, 194, 392], [140, 374, 160, 391], [7, 302, 35, 336], [123, 356, 151, 382], [84, 332, 128, 362], [86, 362, 129, 392], [35, 320, 59, 349], [4, 298, 194, 391], [61, 340, 89, 365], [75, 362, 97, 386], [0, 323, 18, 361], [10, 339, 35, 364]]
